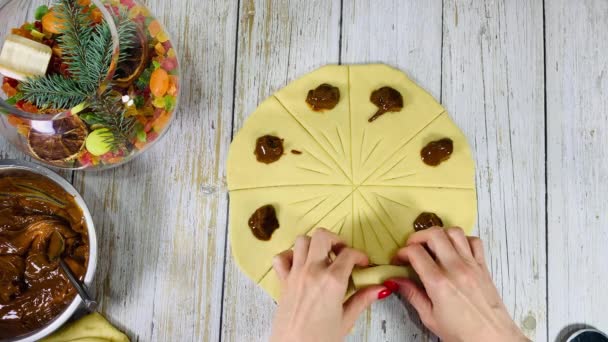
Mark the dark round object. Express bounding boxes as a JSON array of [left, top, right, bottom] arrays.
[[254, 135, 284, 164], [413, 212, 444, 231], [248, 204, 280, 241], [421, 138, 453, 166], [306, 83, 340, 111]]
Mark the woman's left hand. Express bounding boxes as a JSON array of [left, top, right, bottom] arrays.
[[270, 228, 389, 342]]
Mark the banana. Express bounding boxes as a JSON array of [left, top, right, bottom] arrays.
[[0, 34, 52, 81]]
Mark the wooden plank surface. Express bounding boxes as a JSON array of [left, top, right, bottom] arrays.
[[340, 1, 443, 341], [220, 1, 342, 341], [546, 0, 608, 340], [1, 0, 607, 341], [69, 0, 238, 341], [442, 1, 547, 341]]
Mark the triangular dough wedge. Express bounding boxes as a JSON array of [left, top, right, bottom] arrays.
[[274, 65, 352, 180], [259, 197, 353, 300], [337, 195, 354, 249], [228, 96, 350, 190], [358, 186, 478, 242], [353, 190, 399, 265], [352, 197, 366, 256], [357, 187, 419, 247], [363, 113, 475, 188], [229, 185, 352, 283], [349, 64, 445, 184]]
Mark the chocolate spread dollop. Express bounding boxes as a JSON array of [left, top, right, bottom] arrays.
[[306, 84, 340, 111], [413, 212, 444, 231], [248, 205, 280, 241]]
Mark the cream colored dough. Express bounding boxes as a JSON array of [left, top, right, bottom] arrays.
[[275, 65, 352, 180], [357, 186, 477, 265], [227, 96, 350, 190], [227, 64, 477, 301], [363, 112, 476, 188], [229, 185, 353, 283], [352, 265, 415, 290], [259, 197, 354, 300], [349, 64, 446, 184]]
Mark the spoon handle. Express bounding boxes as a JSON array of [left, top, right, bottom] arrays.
[[59, 259, 98, 312]]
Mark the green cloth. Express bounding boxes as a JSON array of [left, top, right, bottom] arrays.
[[41, 313, 129, 342]]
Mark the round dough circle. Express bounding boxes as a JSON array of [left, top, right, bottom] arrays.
[[227, 64, 477, 300]]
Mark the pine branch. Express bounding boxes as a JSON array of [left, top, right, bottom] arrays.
[[86, 11, 137, 86], [85, 93, 137, 150], [20, 74, 88, 109], [86, 21, 113, 86], [54, 0, 96, 91], [18, 0, 141, 152], [19, 1, 138, 110], [115, 11, 137, 64], [54, 1, 136, 90]]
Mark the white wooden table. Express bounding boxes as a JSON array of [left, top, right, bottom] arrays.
[[1, 1, 607, 341]]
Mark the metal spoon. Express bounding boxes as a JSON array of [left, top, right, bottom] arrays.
[[59, 259, 98, 312], [47, 231, 97, 312]]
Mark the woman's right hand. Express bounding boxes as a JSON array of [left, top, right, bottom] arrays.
[[388, 227, 529, 342]]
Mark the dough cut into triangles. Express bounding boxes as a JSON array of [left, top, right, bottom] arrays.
[[227, 64, 477, 300], [228, 96, 350, 190], [353, 190, 399, 265], [259, 197, 353, 300], [229, 185, 353, 283], [358, 186, 478, 240], [363, 112, 475, 188], [275, 65, 352, 180], [349, 64, 445, 184]]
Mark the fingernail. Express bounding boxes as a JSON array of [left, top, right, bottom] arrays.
[[377, 289, 392, 300], [383, 280, 399, 292]]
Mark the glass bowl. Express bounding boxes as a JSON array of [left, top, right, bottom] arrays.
[[0, 0, 180, 170]]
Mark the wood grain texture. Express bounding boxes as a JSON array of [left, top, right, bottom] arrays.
[[69, 0, 238, 341], [221, 1, 341, 341], [442, 0, 546, 340], [0, 1, 607, 341], [546, 1, 608, 340], [341, 1, 443, 341]]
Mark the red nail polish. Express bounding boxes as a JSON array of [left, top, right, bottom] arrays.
[[377, 289, 392, 299], [383, 280, 399, 292]]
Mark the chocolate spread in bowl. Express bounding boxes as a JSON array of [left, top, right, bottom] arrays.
[[0, 171, 89, 339]]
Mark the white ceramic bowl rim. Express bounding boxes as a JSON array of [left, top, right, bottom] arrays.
[[0, 159, 97, 342]]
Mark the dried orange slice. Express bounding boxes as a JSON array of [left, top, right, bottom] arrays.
[[114, 27, 149, 88], [28, 115, 88, 163]]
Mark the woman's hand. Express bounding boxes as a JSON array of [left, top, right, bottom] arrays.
[[270, 228, 390, 342], [389, 227, 528, 342]]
